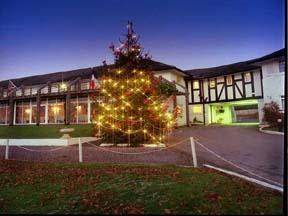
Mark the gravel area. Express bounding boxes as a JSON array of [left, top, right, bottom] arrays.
[[0, 143, 193, 166]]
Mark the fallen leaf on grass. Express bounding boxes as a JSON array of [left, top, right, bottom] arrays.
[[205, 193, 222, 201]]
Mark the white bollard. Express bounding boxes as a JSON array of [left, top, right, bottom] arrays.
[[190, 137, 197, 167], [78, 138, 83, 163], [5, 139, 9, 160]]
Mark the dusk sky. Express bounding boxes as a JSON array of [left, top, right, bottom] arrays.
[[0, 0, 285, 81]]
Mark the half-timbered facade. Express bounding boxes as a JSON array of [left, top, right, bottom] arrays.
[[0, 48, 285, 126], [185, 48, 285, 124]]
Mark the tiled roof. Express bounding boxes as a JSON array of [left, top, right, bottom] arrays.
[[185, 48, 285, 79], [0, 60, 179, 88]]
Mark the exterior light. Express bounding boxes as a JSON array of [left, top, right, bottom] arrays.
[[25, 109, 31, 114], [60, 83, 67, 90], [52, 106, 59, 114]]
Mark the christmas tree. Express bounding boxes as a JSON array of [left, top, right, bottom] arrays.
[[93, 22, 181, 146]]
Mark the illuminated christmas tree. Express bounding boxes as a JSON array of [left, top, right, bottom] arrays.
[[93, 22, 181, 146]]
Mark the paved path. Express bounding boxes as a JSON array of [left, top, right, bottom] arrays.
[[167, 125, 284, 185]]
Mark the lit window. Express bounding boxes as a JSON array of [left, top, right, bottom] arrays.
[[48, 99, 64, 123], [226, 75, 232, 85], [209, 80, 215, 88], [193, 80, 199, 89], [244, 72, 251, 82], [279, 60, 285, 73], [193, 105, 202, 113]]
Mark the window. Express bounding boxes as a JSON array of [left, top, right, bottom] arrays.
[[193, 105, 202, 113], [51, 84, 59, 93], [176, 75, 182, 83], [15, 101, 31, 124], [31, 87, 37, 95], [23, 102, 30, 124], [279, 60, 285, 73], [31, 101, 37, 123], [70, 97, 88, 123], [193, 80, 199, 89], [16, 89, 22, 97], [48, 98, 64, 123], [209, 80, 215, 88], [244, 72, 251, 82], [226, 75, 232, 85], [281, 96, 285, 111], [24, 88, 31, 96], [3, 90, 7, 98], [40, 100, 47, 123], [71, 84, 76, 92], [78, 97, 88, 123], [81, 81, 89, 90], [71, 98, 78, 123], [41, 87, 48, 94], [15, 102, 23, 124]]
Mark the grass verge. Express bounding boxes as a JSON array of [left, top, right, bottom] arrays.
[[0, 160, 282, 214], [0, 124, 94, 138]]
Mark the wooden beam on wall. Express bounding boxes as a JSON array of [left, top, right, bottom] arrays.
[[36, 81, 51, 126], [65, 77, 81, 125], [65, 86, 71, 125], [8, 96, 14, 126]]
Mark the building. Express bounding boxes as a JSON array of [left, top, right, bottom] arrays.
[[0, 60, 188, 126], [0, 48, 285, 126], [184, 48, 285, 125]]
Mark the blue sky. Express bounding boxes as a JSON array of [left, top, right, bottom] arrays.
[[0, 0, 285, 80]]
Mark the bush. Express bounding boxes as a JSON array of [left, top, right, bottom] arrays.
[[158, 82, 178, 97], [262, 101, 284, 127]]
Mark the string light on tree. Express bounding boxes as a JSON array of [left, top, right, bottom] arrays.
[[93, 21, 181, 146]]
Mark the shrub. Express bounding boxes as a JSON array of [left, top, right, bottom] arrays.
[[262, 101, 284, 127], [158, 82, 178, 97]]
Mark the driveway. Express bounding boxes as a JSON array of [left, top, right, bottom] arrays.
[[167, 125, 284, 185]]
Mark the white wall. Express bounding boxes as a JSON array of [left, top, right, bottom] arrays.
[[154, 69, 187, 126], [258, 60, 285, 123]]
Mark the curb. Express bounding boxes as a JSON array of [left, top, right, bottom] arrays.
[[203, 164, 283, 193], [259, 126, 284, 136]]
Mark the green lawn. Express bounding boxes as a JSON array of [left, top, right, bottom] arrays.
[[0, 124, 94, 138], [0, 160, 282, 214]]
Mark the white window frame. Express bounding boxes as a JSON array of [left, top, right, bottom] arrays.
[[14, 100, 36, 125]]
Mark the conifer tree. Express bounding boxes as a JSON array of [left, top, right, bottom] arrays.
[[94, 22, 181, 146]]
